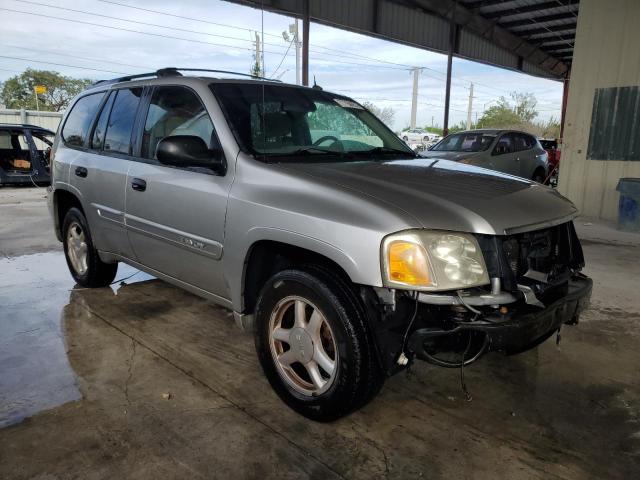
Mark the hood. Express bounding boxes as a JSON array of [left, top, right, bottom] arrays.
[[277, 157, 577, 235], [420, 150, 481, 161]]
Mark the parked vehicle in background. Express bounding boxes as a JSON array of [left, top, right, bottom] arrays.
[[48, 69, 591, 421], [539, 138, 561, 184], [0, 124, 54, 186], [423, 129, 549, 182], [401, 128, 433, 143]]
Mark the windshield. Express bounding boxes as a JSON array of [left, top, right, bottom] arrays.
[[210, 83, 414, 162], [432, 132, 496, 152]]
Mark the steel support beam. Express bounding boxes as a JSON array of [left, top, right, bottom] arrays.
[[560, 73, 570, 141], [443, 2, 456, 136], [302, 0, 309, 86]]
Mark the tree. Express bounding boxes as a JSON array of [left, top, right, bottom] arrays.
[[1, 69, 91, 111], [361, 101, 395, 127], [477, 91, 538, 130]]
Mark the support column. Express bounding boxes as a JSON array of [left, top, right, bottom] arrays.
[[302, 0, 310, 86], [560, 73, 570, 142], [443, 2, 457, 136]]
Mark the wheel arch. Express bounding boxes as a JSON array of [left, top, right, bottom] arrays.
[[52, 188, 85, 241], [236, 234, 361, 317]]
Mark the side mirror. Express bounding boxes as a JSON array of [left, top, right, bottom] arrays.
[[156, 135, 224, 172]]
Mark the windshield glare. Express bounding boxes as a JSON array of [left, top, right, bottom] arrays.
[[432, 132, 496, 152], [210, 83, 413, 161]]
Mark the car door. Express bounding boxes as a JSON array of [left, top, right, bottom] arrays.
[[65, 89, 136, 258], [490, 132, 520, 176], [124, 84, 232, 299], [517, 133, 540, 178]]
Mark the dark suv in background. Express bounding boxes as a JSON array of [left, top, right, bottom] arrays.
[[0, 124, 54, 186]]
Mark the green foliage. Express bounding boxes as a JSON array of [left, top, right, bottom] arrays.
[[477, 91, 538, 130], [0, 69, 91, 111], [448, 121, 474, 134], [249, 59, 262, 78], [425, 126, 443, 135], [475, 91, 561, 138]]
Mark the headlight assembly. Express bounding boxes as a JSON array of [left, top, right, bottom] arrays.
[[381, 230, 489, 291]]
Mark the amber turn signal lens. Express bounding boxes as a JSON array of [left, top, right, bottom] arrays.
[[387, 240, 432, 286]]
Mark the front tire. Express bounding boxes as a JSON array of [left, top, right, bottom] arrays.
[[254, 267, 384, 421], [62, 207, 118, 287]]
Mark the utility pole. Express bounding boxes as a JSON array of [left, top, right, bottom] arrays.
[[253, 32, 262, 76], [466, 82, 474, 130], [410, 67, 421, 129], [289, 21, 301, 85]]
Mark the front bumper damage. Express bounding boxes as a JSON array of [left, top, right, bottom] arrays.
[[408, 274, 592, 361]]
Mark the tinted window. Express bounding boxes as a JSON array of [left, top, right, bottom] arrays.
[[513, 133, 531, 152], [432, 132, 496, 152], [104, 88, 143, 155], [91, 92, 114, 150], [493, 134, 513, 155], [62, 93, 105, 147], [142, 86, 214, 159]]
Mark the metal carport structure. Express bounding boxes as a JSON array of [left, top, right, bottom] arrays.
[[225, 0, 578, 133]]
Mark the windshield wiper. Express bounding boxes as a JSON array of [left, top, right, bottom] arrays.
[[357, 146, 416, 156]]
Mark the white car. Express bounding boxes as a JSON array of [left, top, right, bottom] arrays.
[[401, 128, 433, 143]]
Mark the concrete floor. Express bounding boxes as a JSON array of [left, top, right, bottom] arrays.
[[1, 187, 639, 479]]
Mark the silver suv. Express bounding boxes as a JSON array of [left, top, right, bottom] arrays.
[[422, 129, 549, 182], [48, 68, 592, 421]]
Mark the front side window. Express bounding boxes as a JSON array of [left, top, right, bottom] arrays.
[[142, 86, 215, 159], [104, 88, 143, 155], [62, 92, 105, 147], [210, 83, 412, 162], [432, 132, 496, 152]]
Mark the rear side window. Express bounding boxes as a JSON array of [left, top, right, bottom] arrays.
[[91, 92, 114, 150], [104, 88, 143, 155], [62, 93, 105, 147]]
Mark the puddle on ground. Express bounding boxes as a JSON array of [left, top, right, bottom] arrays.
[[0, 251, 151, 427]]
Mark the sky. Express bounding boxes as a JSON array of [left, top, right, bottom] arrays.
[[0, 0, 564, 131]]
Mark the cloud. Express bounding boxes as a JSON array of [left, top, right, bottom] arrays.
[[0, 0, 562, 128]]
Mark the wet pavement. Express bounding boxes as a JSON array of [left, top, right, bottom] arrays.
[[1, 192, 640, 479]]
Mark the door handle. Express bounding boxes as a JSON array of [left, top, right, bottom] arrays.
[[131, 178, 147, 192], [75, 166, 88, 178]]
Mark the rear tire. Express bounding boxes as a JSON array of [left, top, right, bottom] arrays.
[[254, 266, 384, 421], [532, 168, 546, 183], [62, 207, 118, 287]]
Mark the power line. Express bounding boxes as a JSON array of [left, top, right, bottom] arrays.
[[1, 8, 413, 72], [0, 55, 131, 75], [271, 37, 296, 78], [11, 0, 419, 71], [5, 44, 155, 71], [94, 0, 425, 70]]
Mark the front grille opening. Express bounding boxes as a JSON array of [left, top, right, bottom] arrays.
[[476, 221, 584, 295]]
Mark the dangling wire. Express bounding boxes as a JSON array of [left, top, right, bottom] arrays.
[[460, 333, 473, 401], [401, 291, 420, 354]]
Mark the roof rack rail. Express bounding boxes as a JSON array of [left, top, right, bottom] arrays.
[[91, 67, 281, 87]]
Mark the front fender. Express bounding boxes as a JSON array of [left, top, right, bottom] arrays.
[[226, 226, 366, 314]]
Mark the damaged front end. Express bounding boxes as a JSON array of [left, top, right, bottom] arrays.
[[366, 221, 592, 374]]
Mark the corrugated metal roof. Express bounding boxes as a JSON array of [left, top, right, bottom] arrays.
[[224, 0, 578, 79]]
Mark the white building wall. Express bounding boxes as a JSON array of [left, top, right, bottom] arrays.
[[0, 109, 63, 132], [558, 0, 640, 220]]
